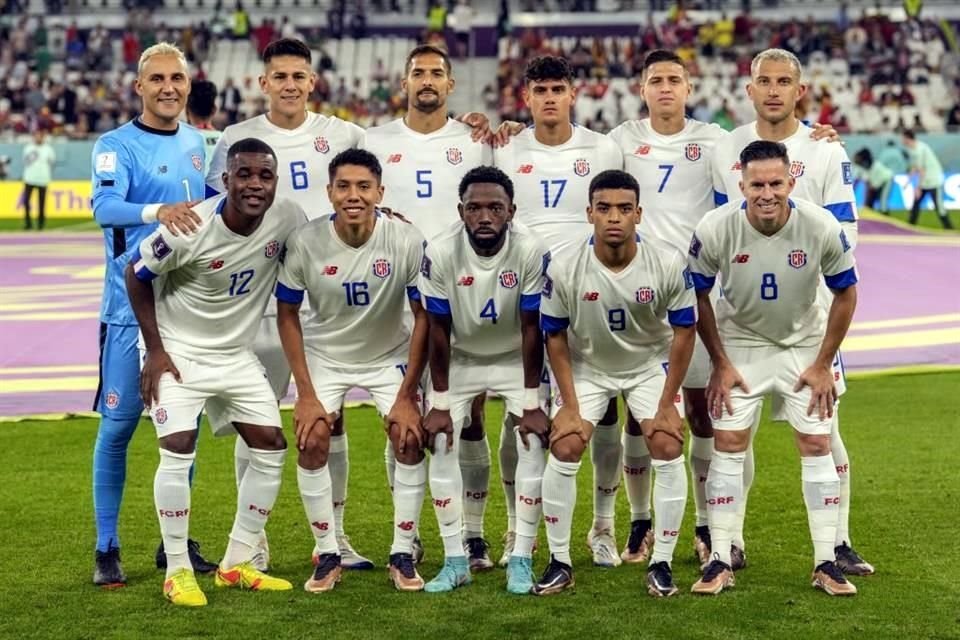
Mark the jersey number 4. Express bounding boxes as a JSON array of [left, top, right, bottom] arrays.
[[480, 298, 498, 324]]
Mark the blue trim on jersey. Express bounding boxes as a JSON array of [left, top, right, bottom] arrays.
[[541, 313, 570, 332], [691, 272, 716, 291], [275, 282, 305, 304], [216, 198, 227, 215], [406, 286, 421, 302], [425, 295, 451, 315], [204, 184, 220, 198], [823, 202, 857, 223], [824, 267, 858, 290], [134, 263, 158, 282], [520, 293, 541, 312], [714, 191, 728, 206], [668, 306, 696, 327]]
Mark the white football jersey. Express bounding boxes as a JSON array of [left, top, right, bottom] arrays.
[[540, 236, 696, 375], [711, 121, 859, 225], [360, 118, 493, 241], [276, 214, 424, 369], [688, 198, 857, 349], [207, 112, 364, 219], [609, 118, 729, 255], [418, 221, 548, 359], [493, 125, 623, 253], [132, 194, 306, 363]]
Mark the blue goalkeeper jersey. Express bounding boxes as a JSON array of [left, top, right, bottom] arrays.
[[91, 118, 206, 326]]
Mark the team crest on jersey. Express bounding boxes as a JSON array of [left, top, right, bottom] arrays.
[[635, 287, 655, 304], [314, 136, 330, 153], [573, 158, 590, 177], [373, 258, 392, 278], [634, 145, 651, 156], [191, 155, 203, 171], [446, 147, 463, 165], [264, 240, 280, 259], [684, 143, 701, 161], [499, 270, 519, 289], [155, 408, 168, 424], [789, 160, 805, 178], [105, 390, 120, 410], [788, 249, 808, 269], [151, 235, 172, 260]]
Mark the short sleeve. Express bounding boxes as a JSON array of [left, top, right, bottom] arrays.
[[519, 239, 548, 312], [418, 241, 449, 315], [539, 258, 569, 332], [131, 225, 197, 282], [663, 251, 697, 327], [204, 131, 229, 195], [821, 220, 858, 290], [404, 226, 425, 302], [820, 143, 858, 223], [276, 231, 306, 304], [687, 217, 721, 292]]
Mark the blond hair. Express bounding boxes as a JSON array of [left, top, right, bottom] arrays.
[[750, 48, 803, 81], [138, 42, 189, 76]]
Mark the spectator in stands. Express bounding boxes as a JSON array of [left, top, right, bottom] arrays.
[[327, 1, 344, 39], [426, 0, 447, 34], [853, 147, 893, 215], [20, 128, 55, 230], [947, 102, 960, 131], [123, 30, 141, 72], [232, 1, 250, 40], [451, 0, 474, 60], [712, 99, 736, 131], [219, 77, 241, 124], [349, 6, 368, 38]]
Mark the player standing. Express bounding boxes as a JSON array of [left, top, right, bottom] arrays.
[[275, 149, 429, 592], [689, 141, 858, 597], [710, 48, 872, 575], [361, 44, 496, 569], [536, 170, 696, 597], [125, 138, 303, 605], [90, 42, 213, 586], [417, 166, 549, 593], [902, 129, 952, 228], [185, 79, 222, 175], [206, 38, 372, 570]]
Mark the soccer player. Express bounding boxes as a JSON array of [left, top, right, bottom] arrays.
[[206, 38, 371, 570], [902, 129, 952, 229], [186, 79, 222, 175], [90, 42, 213, 587], [361, 44, 497, 569], [493, 54, 624, 568], [125, 138, 304, 606], [417, 166, 549, 593], [275, 149, 429, 592], [537, 169, 696, 597], [689, 141, 859, 597], [852, 148, 894, 215], [710, 48, 872, 575]]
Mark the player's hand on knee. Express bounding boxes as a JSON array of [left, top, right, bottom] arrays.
[[517, 408, 550, 450], [643, 403, 684, 444], [794, 364, 836, 421], [294, 396, 335, 451], [158, 200, 203, 236], [707, 361, 749, 420], [548, 407, 589, 447], [386, 396, 424, 454], [423, 408, 454, 453], [140, 349, 181, 408]]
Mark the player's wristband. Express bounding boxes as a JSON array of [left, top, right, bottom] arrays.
[[523, 388, 539, 411], [431, 390, 450, 411], [141, 203, 161, 224]]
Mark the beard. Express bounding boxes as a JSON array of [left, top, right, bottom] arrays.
[[466, 226, 507, 251], [413, 91, 444, 113]]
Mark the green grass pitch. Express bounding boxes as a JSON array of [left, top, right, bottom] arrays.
[[0, 372, 957, 639]]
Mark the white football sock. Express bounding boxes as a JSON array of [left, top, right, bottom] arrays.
[[430, 433, 465, 558], [384, 439, 396, 491], [298, 465, 338, 556], [622, 432, 652, 521], [391, 460, 427, 555], [590, 424, 621, 533], [234, 436, 250, 489], [650, 455, 688, 565], [328, 434, 349, 538], [689, 435, 713, 528], [514, 435, 546, 558], [541, 454, 581, 566], [155, 449, 194, 577], [734, 422, 758, 549], [224, 446, 286, 568], [498, 419, 519, 533], [459, 437, 490, 538], [830, 411, 852, 547], [801, 454, 841, 566], [707, 450, 745, 567]]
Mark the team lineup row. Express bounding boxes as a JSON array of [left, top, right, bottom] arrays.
[[87, 37, 875, 606]]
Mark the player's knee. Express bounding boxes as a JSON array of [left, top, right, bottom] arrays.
[[298, 442, 328, 470], [713, 428, 750, 453], [600, 398, 619, 426], [388, 427, 424, 464], [159, 430, 197, 455], [648, 433, 682, 461], [238, 425, 287, 451], [550, 435, 585, 463], [796, 433, 831, 457]]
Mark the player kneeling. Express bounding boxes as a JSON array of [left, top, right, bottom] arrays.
[[418, 166, 550, 593], [276, 149, 429, 593], [536, 170, 696, 597], [126, 139, 303, 606], [689, 141, 858, 597]]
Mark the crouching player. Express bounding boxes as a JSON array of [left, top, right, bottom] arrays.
[[275, 149, 429, 593], [417, 166, 550, 593], [536, 170, 696, 597], [125, 138, 304, 605]]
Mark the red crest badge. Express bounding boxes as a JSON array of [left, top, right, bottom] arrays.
[[446, 147, 463, 165], [499, 270, 518, 289], [105, 390, 120, 409], [192, 155, 203, 171], [314, 136, 330, 153], [573, 158, 590, 177], [635, 287, 655, 304], [265, 240, 280, 258], [373, 258, 392, 278], [789, 160, 805, 178], [684, 143, 701, 161], [788, 249, 807, 269], [155, 408, 168, 424]]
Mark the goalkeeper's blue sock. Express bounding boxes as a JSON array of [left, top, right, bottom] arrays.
[[93, 416, 139, 552]]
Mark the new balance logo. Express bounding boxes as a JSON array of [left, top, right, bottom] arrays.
[[433, 498, 452, 508], [323, 265, 338, 275], [158, 508, 189, 518], [387, 154, 402, 163], [457, 276, 475, 286], [517, 164, 534, 173], [208, 259, 224, 270], [248, 504, 271, 516], [311, 521, 329, 531], [732, 254, 750, 264], [582, 291, 600, 301], [634, 145, 651, 155], [397, 520, 415, 531]]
